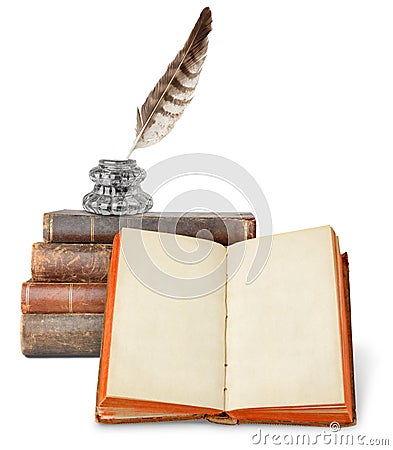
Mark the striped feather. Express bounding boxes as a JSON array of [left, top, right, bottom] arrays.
[[127, 7, 212, 157]]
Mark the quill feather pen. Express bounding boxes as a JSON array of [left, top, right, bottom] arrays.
[[126, 7, 212, 158]]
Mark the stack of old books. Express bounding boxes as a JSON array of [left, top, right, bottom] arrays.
[[20, 210, 256, 357]]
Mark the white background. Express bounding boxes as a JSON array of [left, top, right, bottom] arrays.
[[1, 0, 392, 448]]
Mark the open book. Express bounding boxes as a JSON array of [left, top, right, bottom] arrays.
[[96, 226, 355, 426]]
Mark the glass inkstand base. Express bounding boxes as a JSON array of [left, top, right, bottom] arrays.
[[82, 159, 153, 216]]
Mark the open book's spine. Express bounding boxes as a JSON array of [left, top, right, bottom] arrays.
[[31, 243, 112, 282], [21, 281, 106, 314], [223, 253, 229, 411], [21, 313, 103, 357]]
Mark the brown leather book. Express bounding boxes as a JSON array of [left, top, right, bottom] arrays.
[[21, 313, 103, 357], [21, 281, 106, 314], [96, 226, 356, 426], [31, 243, 112, 282], [43, 210, 256, 245]]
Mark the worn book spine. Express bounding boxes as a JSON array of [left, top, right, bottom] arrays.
[[21, 281, 106, 314], [21, 313, 103, 357], [43, 210, 256, 245], [31, 243, 112, 282]]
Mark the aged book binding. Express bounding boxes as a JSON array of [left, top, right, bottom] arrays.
[[21, 281, 106, 314], [21, 313, 103, 357], [31, 243, 112, 282], [43, 210, 256, 245], [96, 226, 355, 426]]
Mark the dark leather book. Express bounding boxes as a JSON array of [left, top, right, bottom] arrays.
[[43, 210, 256, 245], [21, 313, 103, 357], [31, 243, 112, 282], [96, 226, 356, 426], [21, 281, 106, 314]]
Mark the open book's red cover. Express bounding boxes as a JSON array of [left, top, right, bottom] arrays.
[[96, 233, 356, 426]]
